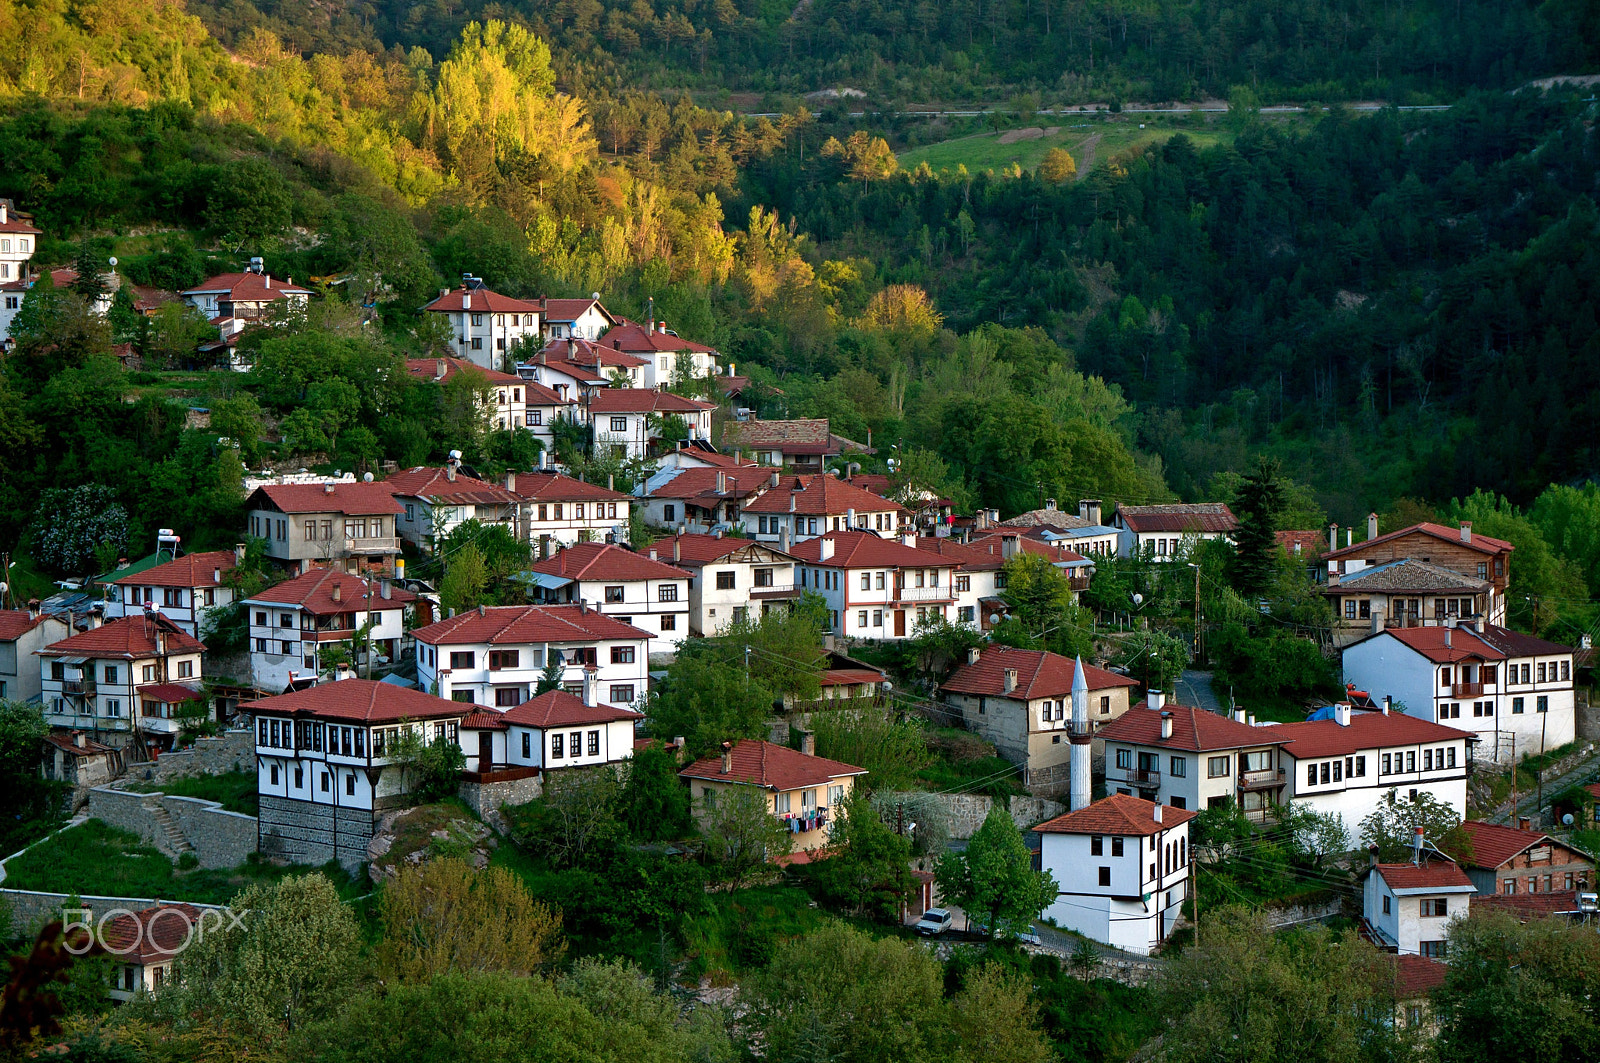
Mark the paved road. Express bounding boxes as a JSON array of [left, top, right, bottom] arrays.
[[1176, 670, 1224, 714], [1489, 747, 1600, 826]]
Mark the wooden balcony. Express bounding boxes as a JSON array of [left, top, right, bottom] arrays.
[[1238, 768, 1287, 792], [1451, 682, 1484, 698]]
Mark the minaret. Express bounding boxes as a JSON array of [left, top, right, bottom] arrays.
[[1069, 656, 1092, 811]]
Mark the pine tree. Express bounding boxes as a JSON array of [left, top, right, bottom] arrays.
[[1227, 456, 1285, 600]]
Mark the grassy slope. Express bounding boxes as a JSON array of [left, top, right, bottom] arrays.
[[899, 115, 1229, 174]]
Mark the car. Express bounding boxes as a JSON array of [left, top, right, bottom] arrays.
[[914, 908, 954, 936]]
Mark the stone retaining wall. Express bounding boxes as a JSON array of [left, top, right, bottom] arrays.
[[0, 888, 226, 937], [125, 729, 256, 784], [87, 788, 257, 869], [257, 794, 374, 872], [458, 774, 543, 834], [887, 793, 1065, 840]]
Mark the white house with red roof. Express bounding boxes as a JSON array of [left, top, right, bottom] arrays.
[[38, 615, 204, 747], [1341, 621, 1575, 762], [1036, 794, 1197, 954], [104, 548, 240, 636], [1325, 518, 1513, 629], [539, 296, 615, 342], [459, 689, 638, 777], [1096, 695, 1291, 815], [405, 356, 555, 434], [742, 474, 904, 545], [1364, 849, 1476, 958], [240, 569, 415, 692], [251, 679, 471, 868], [516, 471, 632, 548], [599, 318, 721, 387], [413, 604, 650, 711], [539, 338, 649, 388], [0, 607, 70, 703], [640, 466, 778, 534], [420, 278, 543, 371], [181, 264, 313, 370], [653, 533, 800, 636], [385, 465, 524, 551], [588, 388, 715, 461], [523, 542, 690, 654], [0, 200, 41, 340], [1267, 705, 1475, 845], [679, 738, 867, 853], [244, 481, 404, 575], [941, 646, 1139, 795], [92, 902, 207, 1001], [721, 417, 873, 473], [787, 530, 956, 640], [1112, 503, 1238, 559]]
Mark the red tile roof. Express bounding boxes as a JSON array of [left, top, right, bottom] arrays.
[[138, 683, 203, 704], [404, 356, 523, 386], [0, 609, 55, 641], [1115, 503, 1238, 534], [950, 533, 1090, 569], [251, 678, 467, 722], [500, 690, 639, 728], [420, 285, 543, 314], [0, 214, 41, 234], [743, 475, 906, 516], [40, 616, 204, 659], [95, 904, 207, 964], [1367, 623, 1571, 664], [182, 273, 313, 300], [1096, 705, 1286, 753], [542, 338, 649, 369], [110, 550, 237, 589], [587, 388, 715, 414], [42, 732, 118, 756], [1474, 890, 1586, 920], [246, 482, 404, 516], [1390, 955, 1448, 998], [724, 418, 832, 451], [1325, 521, 1514, 560], [383, 467, 522, 506], [821, 667, 887, 688], [654, 534, 795, 567], [1266, 712, 1476, 759], [1452, 820, 1582, 871], [787, 530, 955, 571], [942, 647, 1137, 701], [528, 542, 687, 583], [244, 568, 415, 616], [603, 320, 718, 355], [514, 471, 631, 503], [1373, 859, 1474, 891], [541, 297, 613, 324], [460, 709, 508, 730], [1036, 793, 1197, 837], [679, 739, 865, 789], [647, 468, 772, 504], [412, 604, 651, 645]]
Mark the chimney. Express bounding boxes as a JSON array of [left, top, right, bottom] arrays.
[[1369, 844, 1380, 869], [1460, 521, 1472, 544], [1519, 816, 1531, 832], [734, 449, 742, 463], [720, 742, 733, 773], [649, 547, 658, 561], [539, 451, 548, 470], [1334, 704, 1351, 727], [72, 729, 86, 748], [673, 538, 681, 562], [381, 578, 392, 600], [1346, 528, 1353, 547], [1003, 668, 1018, 693], [717, 471, 727, 494], [578, 597, 587, 614], [463, 292, 471, 310], [780, 524, 792, 553], [1367, 512, 1379, 541], [504, 471, 516, 493], [582, 667, 596, 706], [323, 482, 335, 495], [789, 494, 796, 513], [819, 538, 835, 562], [770, 471, 780, 488], [1412, 826, 1425, 865], [1329, 523, 1338, 551], [213, 567, 222, 584], [1045, 497, 1057, 511], [846, 507, 856, 529], [27, 598, 40, 620], [967, 646, 981, 665], [234, 543, 246, 565], [1147, 690, 1165, 711], [1382, 695, 1391, 715], [331, 582, 342, 603], [1371, 612, 1382, 635], [156, 630, 166, 656], [800, 730, 815, 756], [1000, 534, 1018, 559], [1, 203, 6, 224], [446, 464, 457, 482], [1233, 709, 1246, 723], [1444, 627, 1452, 648], [1079, 499, 1102, 526], [435, 357, 447, 380], [608, 474, 615, 492], [1160, 712, 1173, 740], [1474, 615, 1485, 634], [478, 603, 486, 616], [1153, 803, 1163, 824]]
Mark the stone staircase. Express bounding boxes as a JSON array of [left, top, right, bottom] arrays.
[[144, 802, 193, 855]]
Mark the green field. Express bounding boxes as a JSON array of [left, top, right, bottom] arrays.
[[899, 117, 1230, 176]]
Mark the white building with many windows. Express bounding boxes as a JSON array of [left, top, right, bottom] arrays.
[[459, 690, 638, 777], [404, 357, 539, 433], [38, 615, 204, 749], [0, 608, 70, 703], [654, 533, 800, 636], [240, 569, 415, 692], [412, 604, 650, 711], [1036, 794, 1196, 955], [1112, 503, 1238, 560], [522, 543, 690, 655], [517, 472, 632, 548], [786, 531, 958, 640], [252, 679, 470, 869], [743, 475, 903, 545], [386, 466, 524, 552], [1341, 622, 1575, 763], [587, 389, 715, 461], [1364, 853, 1476, 958], [104, 548, 240, 637], [1096, 697, 1290, 815], [420, 279, 543, 371]]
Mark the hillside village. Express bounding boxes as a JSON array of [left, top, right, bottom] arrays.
[[4, 201, 1600, 1054]]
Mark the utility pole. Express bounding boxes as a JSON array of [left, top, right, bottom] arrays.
[[1190, 846, 1200, 948], [1191, 563, 1203, 665]]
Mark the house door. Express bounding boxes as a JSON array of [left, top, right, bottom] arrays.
[[894, 610, 906, 636]]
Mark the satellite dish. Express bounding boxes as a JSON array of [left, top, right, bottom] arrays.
[[363, 472, 374, 482], [107, 256, 117, 268], [1132, 593, 1144, 606], [988, 613, 1000, 625], [1565, 813, 1575, 826], [881, 680, 893, 692]]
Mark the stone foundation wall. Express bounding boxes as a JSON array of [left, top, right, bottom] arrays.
[[257, 794, 375, 872], [126, 729, 256, 784], [458, 774, 543, 834], [894, 793, 1066, 840], [86, 788, 257, 869]]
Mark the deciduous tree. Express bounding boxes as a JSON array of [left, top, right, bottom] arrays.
[[377, 857, 565, 982]]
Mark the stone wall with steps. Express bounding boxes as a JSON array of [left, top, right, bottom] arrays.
[[86, 787, 257, 870]]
